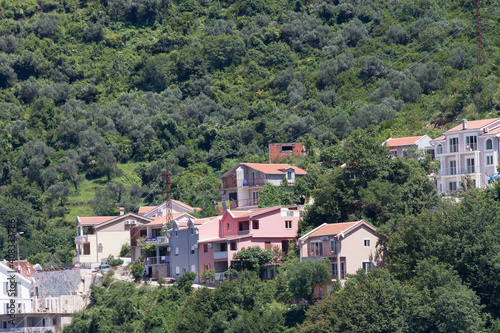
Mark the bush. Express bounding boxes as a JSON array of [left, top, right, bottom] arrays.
[[131, 261, 144, 281], [33, 15, 59, 39], [107, 255, 124, 267], [120, 243, 131, 257]]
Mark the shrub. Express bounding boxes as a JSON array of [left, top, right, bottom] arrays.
[[131, 261, 144, 281], [33, 15, 59, 39]]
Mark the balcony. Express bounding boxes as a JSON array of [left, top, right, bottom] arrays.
[[75, 235, 88, 243], [145, 256, 169, 265], [442, 145, 480, 155], [214, 251, 228, 260], [440, 166, 480, 177], [228, 198, 259, 209]]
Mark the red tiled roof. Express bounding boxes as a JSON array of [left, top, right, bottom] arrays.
[[172, 199, 196, 211], [146, 212, 194, 225], [241, 163, 307, 175], [228, 207, 279, 218], [430, 135, 445, 142], [1, 260, 35, 279], [307, 222, 359, 238], [384, 136, 424, 147], [446, 118, 500, 132], [138, 206, 156, 214], [78, 216, 115, 225]]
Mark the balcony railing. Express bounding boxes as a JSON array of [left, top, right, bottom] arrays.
[[0, 327, 55, 333], [440, 166, 480, 176], [146, 256, 169, 265], [214, 251, 228, 260], [228, 198, 259, 209], [146, 236, 168, 244], [445, 145, 480, 154], [75, 235, 88, 243], [308, 250, 336, 257]]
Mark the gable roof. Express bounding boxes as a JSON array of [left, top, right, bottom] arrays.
[[430, 135, 445, 143], [299, 220, 376, 241], [0, 262, 33, 284], [446, 118, 500, 132], [146, 212, 195, 226], [139, 199, 200, 216], [77, 213, 152, 228], [384, 136, 426, 147], [138, 206, 156, 215], [225, 206, 280, 219]]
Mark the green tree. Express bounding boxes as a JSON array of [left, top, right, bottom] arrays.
[[287, 259, 331, 301], [231, 246, 274, 273]]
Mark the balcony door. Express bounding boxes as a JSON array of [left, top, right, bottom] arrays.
[[332, 261, 345, 279], [449, 137, 458, 153], [252, 191, 260, 205], [449, 160, 457, 175], [466, 136, 477, 151], [466, 158, 475, 173]]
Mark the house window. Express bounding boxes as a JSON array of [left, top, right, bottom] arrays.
[[449, 181, 457, 191], [281, 146, 293, 153], [486, 155, 494, 165], [175, 247, 179, 256], [230, 241, 237, 251], [190, 227, 194, 235], [175, 266, 180, 275], [151, 229, 161, 238], [191, 246, 195, 254], [449, 160, 457, 175], [239, 223, 243, 231], [182, 268, 187, 274], [332, 262, 345, 279], [191, 265, 196, 272], [330, 239, 336, 254], [285, 220, 292, 229], [287, 171, 292, 180], [265, 242, 272, 250], [203, 264, 210, 272], [362, 261, 374, 272], [436, 144, 443, 155], [310, 241, 323, 256], [140, 230, 147, 237], [486, 139, 493, 150], [204, 244, 208, 253], [174, 230, 178, 237], [449, 138, 458, 153], [220, 243, 227, 252], [465, 135, 477, 151], [227, 223, 231, 231], [364, 239, 371, 247], [466, 158, 475, 173], [252, 220, 259, 229]]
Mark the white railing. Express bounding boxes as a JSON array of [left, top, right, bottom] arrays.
[[145, 256, 169, 265], [214, 252, 228, 260], [74, 235, 88, 243], [0, 327, 55, 333], [440, 166, 480, 176]]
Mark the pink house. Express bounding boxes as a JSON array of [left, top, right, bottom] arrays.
[[430, 118, 500, 194], [198, 206, 300, 280], [299, 220, 383, 296]]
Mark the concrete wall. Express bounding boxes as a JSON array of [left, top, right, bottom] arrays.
[[33, 270, 82, 298], [168, 227, 199, 281]]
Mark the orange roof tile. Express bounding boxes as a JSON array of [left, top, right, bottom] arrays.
[[430, 135, 445, 142], [78, 216, 115, 225], [446, 118, 500, 132], [172, 199, 196, 211], [384, 136, 425, 147], [2, 260, 35, 279], [138, 206, 156, 214], [228, 207, 279, 218], [241, 163, 307, 175], [307, 222, 359, 238]]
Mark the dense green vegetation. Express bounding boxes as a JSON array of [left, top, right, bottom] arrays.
[[1, 0, 500, 330]]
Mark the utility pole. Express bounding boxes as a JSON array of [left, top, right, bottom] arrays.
[[476, 0, 485, 66], [165, 163, 173, 230], [16, 232, 24, 272]]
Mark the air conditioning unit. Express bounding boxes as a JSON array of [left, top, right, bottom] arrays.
[[195, 229, 199, 234], [125, 221, 131, 225], [130, 220, 136, 225], [98, 243, 103, 247], [193, 244, 198, 249], [207, 243, 213, 249], [320, 236, 329, 241]]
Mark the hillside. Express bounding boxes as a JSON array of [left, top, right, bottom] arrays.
[[1, 0, 500, 266]]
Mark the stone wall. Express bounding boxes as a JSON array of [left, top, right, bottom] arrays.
[[269, 143, 305, 162], [34, 270, 82, 298]]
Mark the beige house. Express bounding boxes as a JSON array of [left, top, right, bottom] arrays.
[[74, 209, 152, 267], [298, 220, 383, 297]]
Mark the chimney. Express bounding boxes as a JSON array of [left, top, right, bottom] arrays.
[[119, 207, 125, 216], [462, 119, 467, 130]]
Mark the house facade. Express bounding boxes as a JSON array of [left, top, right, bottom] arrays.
[[197, 206, 300, 281], [0, 262, 32, 315], [298, 220, 383, 297], [220, 163, 307, 209], [383, 135, 433, 157], [430, 118, 500, 194], [74, 211, 152, 267]]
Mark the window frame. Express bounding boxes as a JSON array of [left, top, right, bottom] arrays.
[[285, 220, 292, 229], [310, 240, 323, 256], [486, 154, 494, 165], [362, 261, 373, 272], [363, 238, 371, 247], [449, 137, 459, 153], [486, 138, 493, 150], [436, 144, 443, 155]]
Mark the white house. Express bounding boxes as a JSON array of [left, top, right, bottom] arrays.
[[0, 262, 32, 315]]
